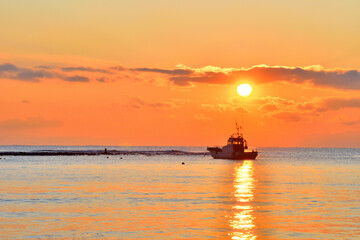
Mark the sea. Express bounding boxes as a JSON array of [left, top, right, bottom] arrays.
[[0, 146, 359, 240]]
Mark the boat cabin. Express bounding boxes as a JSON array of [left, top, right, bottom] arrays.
[[226, 135, 248, 152]]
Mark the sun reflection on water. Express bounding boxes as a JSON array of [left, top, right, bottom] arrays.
[[229, 160, 256, 240]]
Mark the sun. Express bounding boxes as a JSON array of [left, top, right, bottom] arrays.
[[237, 83, 253, 97]]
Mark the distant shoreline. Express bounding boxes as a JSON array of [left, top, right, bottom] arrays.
[[0, 145, 359, 149], [0, 149, 209, 156]]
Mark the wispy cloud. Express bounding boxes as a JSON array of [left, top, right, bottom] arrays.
[[0, 117, 62, 130], [130, 67, 193, 75], [256, 96, 360, 122], [126, 97, 176, 109], [14, 69, 52, 82], [342, 119, 360, 126], [272, 112, 302, 122], [199, 96, 360, 123], [96, 77, 107, 83], [200, 103, 247, 113], [194, 114, 212, 122], [1, 63, 50, 82], [0, 63, 92, 83], [61, 66, 110, 73], [64, 75, 90, 82], [319, 98, 360, 111], [0, 63, 18, 72]]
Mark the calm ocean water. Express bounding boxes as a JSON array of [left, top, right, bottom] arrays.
[[0, 146, 359, 239]]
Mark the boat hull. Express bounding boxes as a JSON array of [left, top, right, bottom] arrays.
[[207, 148, 258, 160]]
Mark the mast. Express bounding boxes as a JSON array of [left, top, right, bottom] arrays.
[[235, 121, 243, 137], [236, 121, 239, 135]]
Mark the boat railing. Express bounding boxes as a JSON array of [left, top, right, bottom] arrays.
[[207, 145, 221, 149]]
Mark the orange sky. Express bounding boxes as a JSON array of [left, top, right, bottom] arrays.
[[1, 1, 360, 147]]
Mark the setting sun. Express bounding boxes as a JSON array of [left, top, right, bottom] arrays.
[[237, 84, 253, 97]]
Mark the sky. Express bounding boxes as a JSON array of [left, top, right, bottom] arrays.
[[1, 0, 360, 147]]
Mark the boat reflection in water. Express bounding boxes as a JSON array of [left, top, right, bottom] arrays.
[[229, 161, 256, 240]]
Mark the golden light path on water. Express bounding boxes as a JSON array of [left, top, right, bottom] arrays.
[[229, 160, 256, 240]]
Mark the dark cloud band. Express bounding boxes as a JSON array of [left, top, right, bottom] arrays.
[[0, 63, 90, 83], [2, 63, 360, 90], [168, 65, 360, 90]]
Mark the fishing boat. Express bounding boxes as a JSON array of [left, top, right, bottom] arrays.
[[207, 123, 258, 160]]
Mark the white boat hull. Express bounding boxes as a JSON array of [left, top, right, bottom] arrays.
[[208, 149, 257, 160]]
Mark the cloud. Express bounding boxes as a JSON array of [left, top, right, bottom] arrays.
[[3, 62, 360, 90], [96, 77, 108, 83], [272, 112, 302, 122], [295, 97, 360, 113], [0, 63, 51, 82], [0, 117, 62, 130], [163, 65, 360, 90], [110, 66, 125, 71], [255, 96, 305, 122], [256, 96, 360, 122], [296, 101, 317, 111], [194, 114, 212, 122], [123, 64, 360, 91], [342, 119, 360, 126], [201, 103, 248, 113], [64, 75, 90, 82], [259, 96, 360, 114], [127, 97, 176, 109], [320, 98, 360, 111], [257, 96, 295, 107], [0, 63, 99, 83], [61, 66, 110, 73], [130, 67, 193, 75], [257, 96, 296, 116], [35, 65, 54, 69], [0, 63, 18, 72], [14, 69, 52, 82], [259, 103, 279, 112]]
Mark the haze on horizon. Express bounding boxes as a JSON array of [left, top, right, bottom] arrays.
[[1, 0, 360, 147]]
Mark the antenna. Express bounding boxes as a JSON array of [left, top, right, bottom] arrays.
[[235, 120, 241, 136], [240, 105, 245, 136], [241, 106, 244, 131]]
